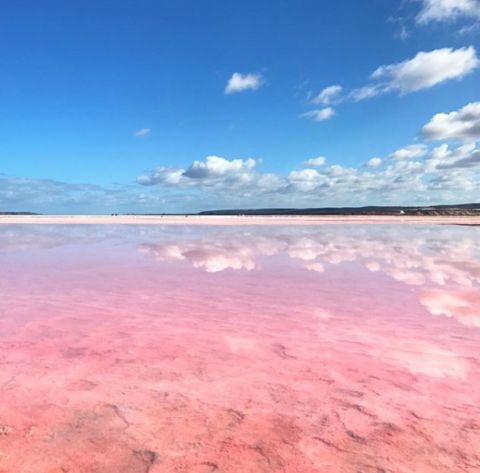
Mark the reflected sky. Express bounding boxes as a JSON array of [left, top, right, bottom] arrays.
[[1, 224, 479, 472]]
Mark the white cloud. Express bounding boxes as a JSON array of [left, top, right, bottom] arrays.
[[349, 84, 384, 101], [366, 157, 382, 167], [416, 0, 480, 24], [287, 168, 327, 192], [426, 142, 480, 169], [303, 156, 327, 167], [137, 140, 480, 206], [389, 144, 428, 160], [312, 85, 342, 105], [138, 156, 259, 188], [0, 175, 178, 214], [184, 155, 256, 178], [300, 107, 335, 122], [370, 46, 479, 95], [225, 72, 264, 94], [134, 128, 151, 137], [422, 101, 480, 141], [350, 47, 479, 102], [137, 168, 185, 186]]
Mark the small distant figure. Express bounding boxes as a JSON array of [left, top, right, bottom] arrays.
[[399, 210, 405, 215]]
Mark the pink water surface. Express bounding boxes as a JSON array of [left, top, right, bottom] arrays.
[[0, 224, 479, 472]]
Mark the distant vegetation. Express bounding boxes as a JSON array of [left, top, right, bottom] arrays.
[[0, 211, 38, 215], [199, 204, 480, 216]]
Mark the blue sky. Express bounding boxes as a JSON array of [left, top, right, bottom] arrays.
[[1, 0, 480, 213]]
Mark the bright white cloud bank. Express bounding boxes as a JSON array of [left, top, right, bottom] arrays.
[[416, 0, 480, 24], [225, 72, 264, 94], [136, 101, 480, 208]]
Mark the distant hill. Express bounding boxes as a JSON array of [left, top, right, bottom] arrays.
[[199, 204, 480, 216]]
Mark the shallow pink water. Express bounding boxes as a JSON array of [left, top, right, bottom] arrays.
[[0, 224, 479, 472]]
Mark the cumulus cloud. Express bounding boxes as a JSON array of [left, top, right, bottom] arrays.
[[366, 157, 383, 168], [184, 155, 256, 179], [311, 85, 343, 105], [336, 47, 478, 107], [426, 143, 480, 169], [303, 156, 327, 167], [360, 46, 479, 97], [137, 156, 260, 190], [389, 144, 428, 160], [133, 128, 151, 138], [225, 72, 264, 94], [416, 0, 480, 24], [135, 135, 480, 204], [422, 101, 480, 141], [300, 107, 335, 122], [287, 168, 327, 192]]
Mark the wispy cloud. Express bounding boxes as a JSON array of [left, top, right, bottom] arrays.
[[305, 47, 479, 124], [300, 107, 335, 122], [225, 72, 264, 94], [311, 85, 343, 105], [134, 128, 151, 138], [416, 0, 480, 24]]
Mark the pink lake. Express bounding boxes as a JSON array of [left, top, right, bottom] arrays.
[[0, 223, 479, 472]]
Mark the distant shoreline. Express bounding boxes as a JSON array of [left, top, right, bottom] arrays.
[[1, 214, 480, 225], [3, 203, 480, 219]]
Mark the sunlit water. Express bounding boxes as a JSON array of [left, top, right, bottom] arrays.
[[1, 224, 479, 473]]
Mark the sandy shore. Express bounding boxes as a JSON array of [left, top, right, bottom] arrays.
[[0, 214, 480, 225]]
